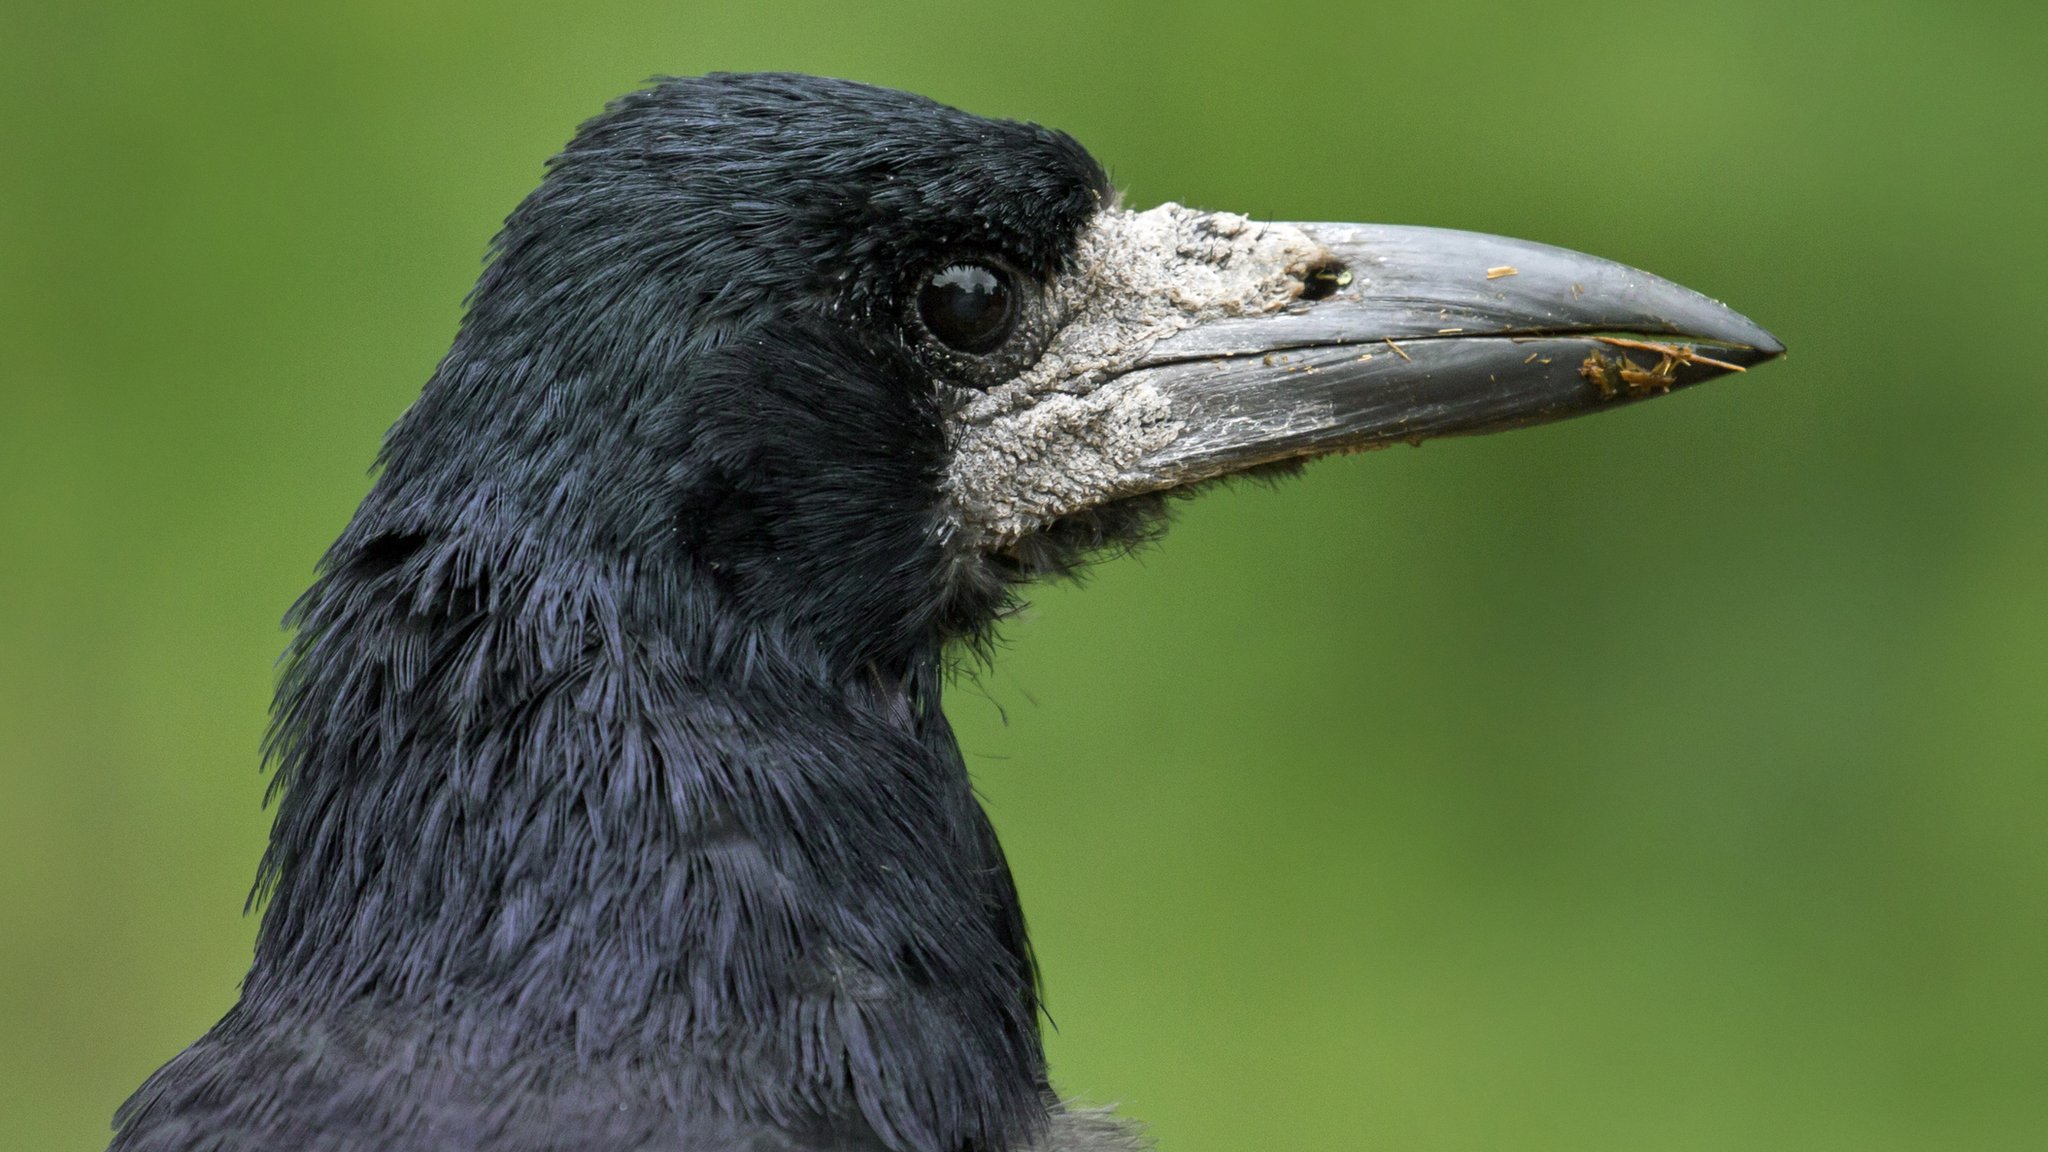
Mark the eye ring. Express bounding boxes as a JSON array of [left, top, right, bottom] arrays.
[[916, 261, 1017, 355]]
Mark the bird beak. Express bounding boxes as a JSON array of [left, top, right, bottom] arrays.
[[943, 205, 1783, 550]]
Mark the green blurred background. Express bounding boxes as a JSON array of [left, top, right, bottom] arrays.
[[4, 1, 2044, 1149]]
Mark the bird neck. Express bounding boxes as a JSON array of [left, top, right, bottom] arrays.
[[240, 540, 1047, 1151]]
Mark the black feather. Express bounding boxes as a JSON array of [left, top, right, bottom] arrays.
[[113, 74, 1120, 1152]]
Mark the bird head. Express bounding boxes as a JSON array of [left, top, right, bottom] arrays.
[[347, 72, 1779, 685], [121, 73, 1784, 1152]]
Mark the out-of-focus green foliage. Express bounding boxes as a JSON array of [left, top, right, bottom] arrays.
[[4, 2, 2043, 1149]]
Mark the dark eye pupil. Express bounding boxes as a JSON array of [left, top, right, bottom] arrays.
[[918, 262, 1015, 354]]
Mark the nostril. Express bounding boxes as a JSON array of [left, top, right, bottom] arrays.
[[1297, 258, 1351, 302]]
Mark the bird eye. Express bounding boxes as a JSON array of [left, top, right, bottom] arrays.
[[917, 262, 1016, 355]]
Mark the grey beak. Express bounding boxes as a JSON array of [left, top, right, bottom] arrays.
[[943, 209, 1783, 549], [1120, 223, 1784, 487]]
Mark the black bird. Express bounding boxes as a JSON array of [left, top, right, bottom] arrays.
[[111, 73, 1781, 1152]]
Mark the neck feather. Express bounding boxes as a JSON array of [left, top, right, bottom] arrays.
[[242, 526, 1046, 1152]]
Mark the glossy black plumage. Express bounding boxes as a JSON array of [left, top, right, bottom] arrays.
[[114, 74, 1118, 1152], [112, 69, 1782, 1152]]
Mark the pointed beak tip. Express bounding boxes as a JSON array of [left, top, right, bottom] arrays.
[[1747, 325, 1787, 363], [1700, 305, 1784, 366]]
